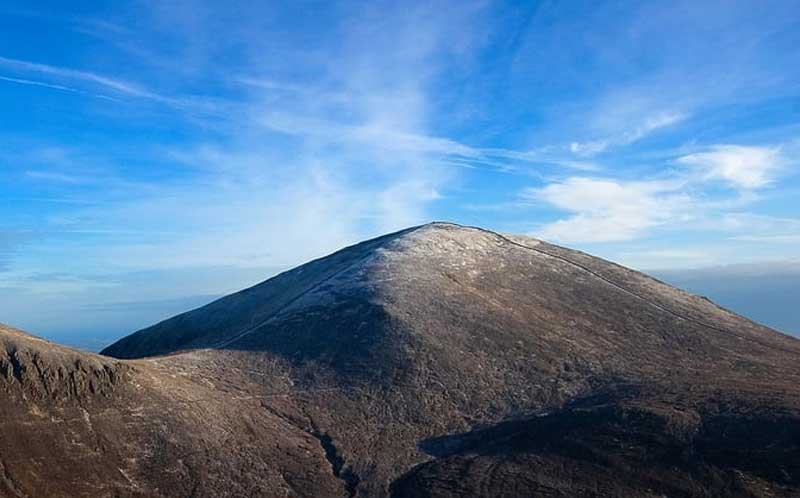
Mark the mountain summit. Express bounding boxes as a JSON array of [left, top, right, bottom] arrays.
[[4, 223, 800, 497]]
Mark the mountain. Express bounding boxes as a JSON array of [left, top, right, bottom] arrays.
[[3, 222, 800, 497], [0, 323, 347, 498]]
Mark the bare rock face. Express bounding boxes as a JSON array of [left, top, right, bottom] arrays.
[[2, 223, 800, 497], [1, 326, 127, 401]]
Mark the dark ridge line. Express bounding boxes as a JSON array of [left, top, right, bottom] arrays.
[[260, 402, 361, 497], [212, 248, 380, 350], [436, 222, 800, 355], [0, 459, 29, 498], [315, 432, 361, 497], [29, 354, 52, 398], [302, 407, 361, 497], [7, 350, 25, 384]]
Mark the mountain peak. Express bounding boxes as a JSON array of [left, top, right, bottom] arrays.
[[100, 222, 546, 359], [383, 221, 542, 249]]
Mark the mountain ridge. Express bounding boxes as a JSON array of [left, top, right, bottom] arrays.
[[104, 221, 798, 361], [2, 222, 799, 497]]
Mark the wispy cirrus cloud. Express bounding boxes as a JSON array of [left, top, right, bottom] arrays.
[[0, 55, 157, 99], [0, 55, 230, 115], [0, 74, 83, 94], [569, 111, 688, 156], [4, 1, 495, 274]]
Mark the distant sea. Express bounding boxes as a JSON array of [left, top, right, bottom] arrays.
[[655, 270, 799, 338]]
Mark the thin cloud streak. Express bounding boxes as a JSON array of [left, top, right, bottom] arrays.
[[0, 55, 156, 98], [569, 111, 689, 156], [0, 74, 82, 93], [0, 55, 230, 115]]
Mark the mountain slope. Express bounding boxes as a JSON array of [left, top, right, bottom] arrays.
[[101, 222, 800, 497], [4, 222, 800, 497]]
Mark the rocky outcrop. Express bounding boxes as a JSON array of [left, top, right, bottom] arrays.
[[1, 325, 127, 401]]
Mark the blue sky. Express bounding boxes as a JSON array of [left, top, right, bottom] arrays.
[[1, 0, 799, 347]]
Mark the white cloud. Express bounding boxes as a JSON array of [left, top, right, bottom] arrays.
[[569, 111, 688, 157], [569, 140, 610, 156], [677, 144, 785, 189], [526, 177, 691, 243], [624, 112, 687, 143], [528, 138, 797, 245]]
